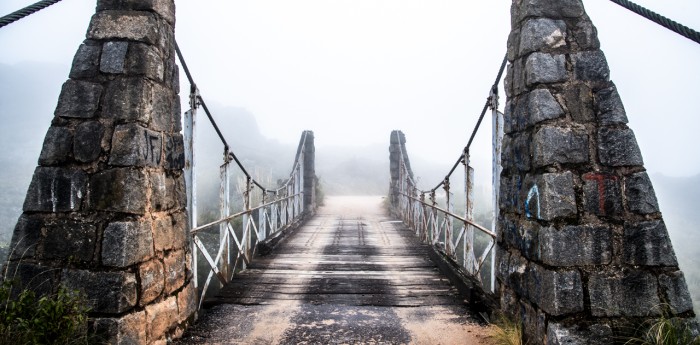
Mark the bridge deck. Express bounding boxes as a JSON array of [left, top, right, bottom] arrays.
[[177, 196, 491, 344]]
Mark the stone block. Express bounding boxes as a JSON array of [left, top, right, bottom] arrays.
[[6, 262, 55, 297], [594, 85, 627, 125], [177, 280, 197, 323], [573, 20, 600, 50], [73, 121, 105, 162], [62, 269, 137, 314], [43, 219, 96, 262], [100, 41, 129, 74], [507, 29, 520, 62], [563, 83, 594, 123], [527, 264, 583, 316], [89, 168, 148, 214], [153, 214, 186, 252], [517, 0, 585, 20], [92, 311, 147, 345], [127, 43, 164, 81], [524, 172, 577, 221], [511, 59, 528, 96], [506, 219, 540, 261], [174, 175, 187, 209], [504, 96, 529, 134], [97, 0, 176, 26], [165, 134, 185, 170], [525, 53, 567, 86], [54, 80, 103, 119], [8, 215, 43, 260], [102, 220, 154, 267], [499, 174, 523, 215], [164, 249, 186, 294], [496, 245, 511, 282], [150, 83, 175, 132], [88, 11, 159, 44], [519, 18, 566, 56], [547, 323, 612, 345], [145, 296, 178, 342], [520, 301, 546, 344], [150, 172, 174, 211], [109, 123, 162, 167], [624, 172, 659, 214], [23, 167, 87, 212], [103, 77, 154, 123], [659, 271, 694, 314], [69, 42, 101, 79], [589, 269, 661, 317], [539, 225, 612, 266], [527, 89, 564, 126], [164, 54, 179, 94], [573, 51, 610, 82], [597, 127, 643, 167], [623, 220, 677, 266], [583, 173, 622, 217], [38, 126, 73, 165], [533, 126, 588, 167], [502, 132, 531, 172], [138, 259, 164, 306]]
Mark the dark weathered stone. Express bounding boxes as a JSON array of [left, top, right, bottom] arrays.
[[97, 0, 176, 25], [6, 262, 55, 297], [594, 85, 628, 125], [8, 215, 42, 260], [503, 218, 540, 261], [573, 20, 601, 50], [597, 127, 643, 167], [174, 175, 187, 209], [103, 77, 154, 123], [519, 18, 567, 56], [88, 11, 159, 44], [521, 301, 546, 344], [624, 172, 659, 214], [511, 59, 528, 96], [502, 132, 531, 172], [525, 53, 567, 86], [517, 0, 585, 20], [499, 174, 523, 215], [102, 220, 154, 267], [126, 42, 164, 81], [150, 83, 175, 131], [539, 225, 612, 266], [528, 89, 564, 126], [54, 80, 103, 118], [573, 51, 610, 82], [165, 134, 185, 170], [507, 29, 520, 62], [89, 168, 148, 214], [73, 121, 104, 162], [109, 123, 162, 167], [624, 220, 677, 266], [546, 323, 612, 345], [23, 167, 87, 212], [504, 252, 529, 298], [583, 173, 623, 217], [527, 264, 583, 316], [528, 172, 577, 221], [43, 219, 96, 262], [533, 126, 588, 167], [163, 249, 186, 294], [38, 126, 73, 165], [69, 42, 101, 79], [563, 83, 594, 123], [588, 269, 660, 317], [138, 259, 164, 306], [100, 41, 129, 74], [659, 271, 694, 314], [145, 296, 178, 342], [62, 269, 137, 314], [92, 310, 147, 345]]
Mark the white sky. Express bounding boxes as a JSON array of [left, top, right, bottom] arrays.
[[1, 0, 699, 178]]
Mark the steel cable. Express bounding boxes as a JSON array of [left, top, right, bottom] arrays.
[[0, 0, 64, 29], [609, 0, 700, 45]]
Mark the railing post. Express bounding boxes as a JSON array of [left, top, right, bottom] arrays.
[[464, 151, 476, 274], [243, 176, 251, 269], [219, 153, 230, 283], [490, 87, 502, 292], [184, 88, 199, 290], [444, 178, 453, 256]]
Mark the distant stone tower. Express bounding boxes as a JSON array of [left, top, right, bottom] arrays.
[[5, 0, 196, 343], [498, 0, 696, 343]]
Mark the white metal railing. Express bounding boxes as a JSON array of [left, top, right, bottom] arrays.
[[391, 85, 504, 293]]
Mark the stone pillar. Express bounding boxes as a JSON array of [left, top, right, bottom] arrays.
[[498, 0, 696, 343], [302, 130, 316, 213], [389, 130, 413, 208], [5, 1, 196, 343]]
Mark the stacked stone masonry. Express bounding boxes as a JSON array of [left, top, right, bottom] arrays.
[[6, 0, 196, 343], [499, 0, 696, 343]]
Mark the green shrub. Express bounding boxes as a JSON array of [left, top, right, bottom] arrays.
[[0, 279, 89, 345], [625, 315, 700, 345]]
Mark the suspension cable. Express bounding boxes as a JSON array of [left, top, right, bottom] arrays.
[[0, 0, 63, 29], [609, 0, 700, 45]]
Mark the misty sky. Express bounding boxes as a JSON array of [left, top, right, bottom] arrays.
[[1, 0, 699, 185]]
